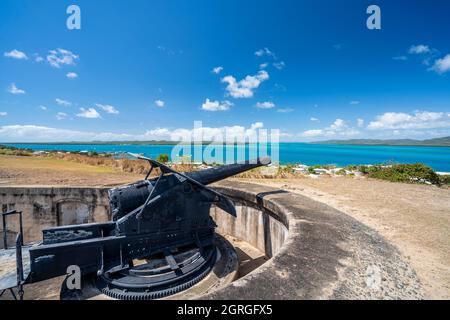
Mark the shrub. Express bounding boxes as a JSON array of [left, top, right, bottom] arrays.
[[345, 165, 358, 171], [0, 146, 33, 156], [439, 175, 450, 185], [344, 164, 370, 174], [358, 165, 370, 174], [368, 163, 440, 185], [156, 154, 169, 163]]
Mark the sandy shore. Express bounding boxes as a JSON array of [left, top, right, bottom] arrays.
[[1, 155, 449, 299]]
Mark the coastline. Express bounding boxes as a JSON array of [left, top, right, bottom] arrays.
[[3, 142, 450, 172]]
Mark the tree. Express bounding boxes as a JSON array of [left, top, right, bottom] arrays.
[[156, 153, 169, 163]]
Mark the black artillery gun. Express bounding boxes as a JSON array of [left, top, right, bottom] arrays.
[[0, 155, 270, 300]]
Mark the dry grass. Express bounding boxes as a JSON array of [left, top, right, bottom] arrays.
[[45, 153, 200, 176], [42, 153, 300, 179], [0, 147, 33, 157], [0, 154, 142, 186], [235, 166, 299, 179], [0, 154, 116, 174]]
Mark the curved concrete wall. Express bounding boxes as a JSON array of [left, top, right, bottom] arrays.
[[207, 181, 424, 300], [0, 182, 424, 299], [210, 196, 288, 258]]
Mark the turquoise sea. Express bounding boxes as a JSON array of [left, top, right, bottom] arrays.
[[4, 143, 450, 172]]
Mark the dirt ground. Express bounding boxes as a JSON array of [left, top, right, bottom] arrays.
[[0, 155, 141, 187], [238, 176, 450, 300], [0, 155, 449, 299]]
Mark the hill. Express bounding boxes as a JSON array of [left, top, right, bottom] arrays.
[[312, 136, 450, 146]]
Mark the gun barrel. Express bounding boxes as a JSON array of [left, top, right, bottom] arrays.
[[185, 157, 271, 185]]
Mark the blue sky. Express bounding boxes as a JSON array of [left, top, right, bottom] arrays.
[[1, 0, 449, 142]]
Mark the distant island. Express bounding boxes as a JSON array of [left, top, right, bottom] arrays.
[[3, 136, 450, 147], [312, 136, 450, 147], [4, 140, 182, 146]]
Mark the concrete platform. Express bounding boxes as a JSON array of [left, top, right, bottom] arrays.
[[205, 181, 424, 299], [0, 245, 33, 291]]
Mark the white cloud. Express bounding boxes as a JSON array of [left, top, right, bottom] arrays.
[[329, 119, 347, 131], [212, 66, 223, 74], [76, 108, 101, 119], [66, 72, 78, 79], [350, 100, 360, 105], [157, 45, 180, 55], [39, 105, 47, 111], [7, 83, 25, 95], [255, 48, 276, 59], [256, 101, 275, 109], [300, 118, 360, 139], [302, 129, 324, 137], [430, 54, 450, 74], [273, 61, 285, 70], [96, 103, 119, 114], [249, 122, 263, 130], [147, 128, 171, 137], [273, 83, 287, 92], [403, 44, 450, 74], [299, 112, 450, 141], [56, 112, 68, 120], [154, 100, 165, 108], [310, 117, 319, 122], [55, 98, 71, 107], [159, 122, 267, 142], [0, 125, 123, 142], [0, 112, 7, 116], [47, 48, 79, 68], [255, 48, 283, 70], [201, 99, 233, 111], [35, 56, 44, 63], [408, 45, 430, 54], [4, 49, 28, 60], [367, 111, 450, 130], [0, 123, 268, 143], [277, 108, 294, 113], [221, 70, 269, 98]]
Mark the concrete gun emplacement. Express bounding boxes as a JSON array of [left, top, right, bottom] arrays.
[[0, 156, 270, 300]]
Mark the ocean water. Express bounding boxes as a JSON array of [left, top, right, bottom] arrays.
[[4, 143, 450, 172]]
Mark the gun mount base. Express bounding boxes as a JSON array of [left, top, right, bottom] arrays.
[[60, 234, 239, 300], [95, 245, 217, 300]]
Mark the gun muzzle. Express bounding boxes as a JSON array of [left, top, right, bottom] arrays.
[[185, 156, 271, 185]]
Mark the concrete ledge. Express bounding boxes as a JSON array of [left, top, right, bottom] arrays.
[[207, 181, 424, 300]]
